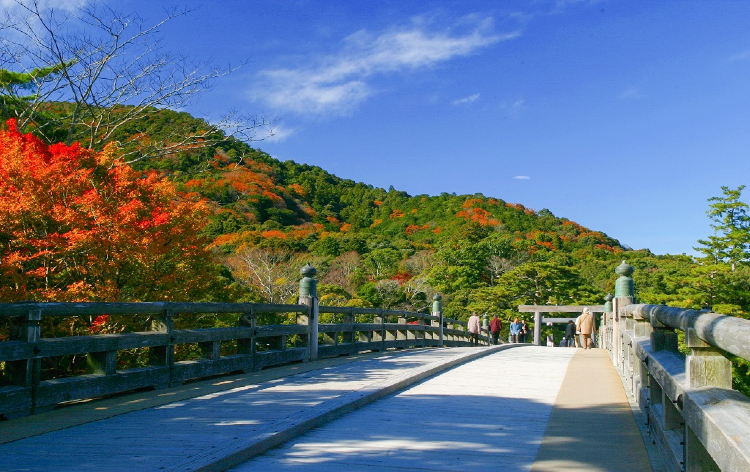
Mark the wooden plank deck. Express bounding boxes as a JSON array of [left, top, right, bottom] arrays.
[[0, 346, 654, 471]]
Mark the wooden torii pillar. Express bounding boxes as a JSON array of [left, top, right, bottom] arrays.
[[518, 305, 606, 346]]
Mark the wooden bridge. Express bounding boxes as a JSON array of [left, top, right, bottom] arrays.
[[1, 262, 749, 471]]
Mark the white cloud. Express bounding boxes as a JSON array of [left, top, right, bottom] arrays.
[[514, 175, 531, 180], [251, 17, 517, 116], [619, 87, 643, 99], [452, 93, 480, 105], [265, 125, 295, 143]]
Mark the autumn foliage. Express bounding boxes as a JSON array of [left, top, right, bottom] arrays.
[[0, 119, 215, 302]]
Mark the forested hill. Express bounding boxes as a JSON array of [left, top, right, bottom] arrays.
[[0, 105, 709, 320], [125, 109, 623, 253], [115, 108, 639, 316]]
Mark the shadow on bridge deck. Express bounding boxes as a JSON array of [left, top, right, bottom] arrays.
[[532, 349, 654, 472], [228, 347, 655, 472]]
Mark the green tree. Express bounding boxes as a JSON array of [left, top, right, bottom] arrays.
[[496, 261, 599, 306], [695, 186, 750, 270]]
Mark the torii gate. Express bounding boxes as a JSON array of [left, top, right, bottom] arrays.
[[518, 305, 606, 346]]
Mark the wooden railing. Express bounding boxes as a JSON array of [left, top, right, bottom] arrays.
[[610, 301, 750, 472], [0, 299, 482, 419]]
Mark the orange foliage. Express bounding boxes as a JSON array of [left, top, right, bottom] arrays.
[[405, 225, 421, 235], [562, 221, 587, 233], [326, 216, 340, 224], [506, 202, 534, 214], [0, 119, 214, 302], [261, 190, 284, 204], [389, 209, 405, 219], [261, 230, 287, 239], [595, 244, 620, 253], [373, 200, 383, 206], [391, 272, 412, 284], [370, 219, 383, 227], [287, 183, 305, 196], [340, 223, 352, 232], [456, 207, 501, 226], [462, 198, 483, 209]]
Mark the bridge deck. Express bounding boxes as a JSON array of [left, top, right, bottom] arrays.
[[0, 346, 653, 471]]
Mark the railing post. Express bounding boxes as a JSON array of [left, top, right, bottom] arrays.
[[613, 261, 635, 370], [533, 311, 541, 346], [373, 310, 385, 351], [685, 326, 731, 388], [650, 315, 678, 353], [150, 307, 175, 388], [482, 313, 489, 346], [397, 316, 407, 346], [6, 309, 42, 414], [298, 263, 318, 362], [339, 308, 356, 354], [631, 307, 652, 405], [432, 295, 443, 347], [682, 325, 727, 471], [237, 309, 256, 371], [602, 293, 613, 350]]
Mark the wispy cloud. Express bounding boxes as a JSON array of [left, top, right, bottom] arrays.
[[500, 98, 526, 117], [514, 175, 531, 180], [619, 87, 643, 99], [452, 93, 480, 105], [265, 125, 295, 143], [251, 17, 517, 117], [729, 48, 750, 62]]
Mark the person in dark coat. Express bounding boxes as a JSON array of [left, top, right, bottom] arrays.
[[489, 315, 502, 345], [564, 320, 576, 348], [519, 319, 529, 343]]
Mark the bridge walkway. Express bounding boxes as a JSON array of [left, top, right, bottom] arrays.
[[0, 346, 653, 471]]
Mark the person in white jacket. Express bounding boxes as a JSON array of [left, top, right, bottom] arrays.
[[467, 312, 481, 346]]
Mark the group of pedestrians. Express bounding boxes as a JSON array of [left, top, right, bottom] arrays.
[[509, 318, 528, 343], [467, 312, 507, 346], [562, 307, 596, 348], [468, 313, 528, 345], [467, 309, 595, 348]]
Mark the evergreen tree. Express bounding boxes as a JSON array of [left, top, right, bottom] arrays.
[[695, 186, 750, 270]]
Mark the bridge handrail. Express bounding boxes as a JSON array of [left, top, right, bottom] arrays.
[[0, 298, 482, 418], [317, 305, 468, 328], [611, 300, 750, 471], [0, 301, 308, 317], [624, 303, 750, 362]]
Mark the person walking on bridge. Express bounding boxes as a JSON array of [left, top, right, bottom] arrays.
[[564, 320, 576, 348], [489, 315, 502, 345], [509, 318, 521, 343], [576, 307, 596, 349], [468, 312, 481, 346], [519, 319, 529, 343]]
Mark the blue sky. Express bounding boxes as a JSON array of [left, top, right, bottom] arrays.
[[116, 1, 750, 254]]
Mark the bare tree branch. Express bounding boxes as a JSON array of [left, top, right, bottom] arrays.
[[0, 0, 273, 164]]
